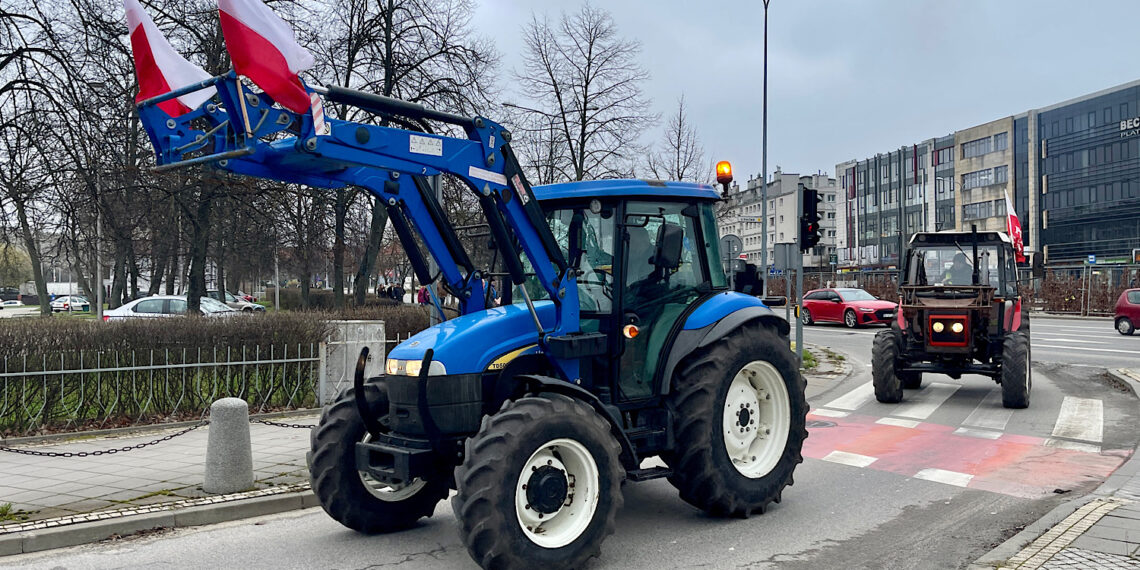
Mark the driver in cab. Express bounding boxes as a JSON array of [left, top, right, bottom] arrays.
[[943, 253, 974, 285]]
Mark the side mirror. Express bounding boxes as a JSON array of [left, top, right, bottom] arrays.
[[831, 297, 842, 303], [652, 223, 684, 271], [762, 296, 787, 307]]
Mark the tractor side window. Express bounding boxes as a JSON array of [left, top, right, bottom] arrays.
[[546, 207, 615, 314], [699, 204, 727, 288]]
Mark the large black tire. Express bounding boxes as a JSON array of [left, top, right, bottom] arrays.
[[1001, 331, 1031, 409], [664, 321, 807, 517], [872, 330, 904, 403], [901, 371, 923, 390], [308, 381, 449, 533], [1118, 317, 1135, 336], [453, 394, 624, 570]]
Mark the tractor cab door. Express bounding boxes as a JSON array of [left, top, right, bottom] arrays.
[[615, 201, 707, 402]]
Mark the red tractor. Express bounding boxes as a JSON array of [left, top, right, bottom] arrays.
[[872, 229, 1030, 409]]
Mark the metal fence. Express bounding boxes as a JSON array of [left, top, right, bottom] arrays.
[[1019, 264, 1140, 316], [0, 344, 320, 436]]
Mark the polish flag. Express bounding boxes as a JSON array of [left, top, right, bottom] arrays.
[[1005, 191, 1026, 263], [125, 0, 213, 117], [217, 0, 315, 114]]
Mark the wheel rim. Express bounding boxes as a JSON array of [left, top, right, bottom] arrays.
[[358, 432, 426, 502], [515, 438, 600, 549], [845, 311, 856, 327], [801, 309, 811, 325], [722, 361, 791, 478], [1120, 319, 1133, 334]]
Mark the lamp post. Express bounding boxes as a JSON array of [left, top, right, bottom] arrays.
[[760, 0, 772, 296], [87, 80, 109, 320]]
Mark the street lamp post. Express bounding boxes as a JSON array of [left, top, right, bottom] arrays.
[[760, 0, 771, 296]]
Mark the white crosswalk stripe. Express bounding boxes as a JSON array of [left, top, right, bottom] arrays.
[[962, 388, 1013, 431], [1050, 396, 1104, 443], [823, 381, 876, 411], [891, 382, 960, 420]]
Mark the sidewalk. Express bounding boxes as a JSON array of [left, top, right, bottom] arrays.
[[0, 412, 317, 555], [973, 368, 1140, 570]]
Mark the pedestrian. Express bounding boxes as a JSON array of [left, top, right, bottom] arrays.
[[392, 284, 405, 304], [417, 286, 428, 305]]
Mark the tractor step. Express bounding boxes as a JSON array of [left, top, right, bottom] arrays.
[[626, 466, 673, 482]]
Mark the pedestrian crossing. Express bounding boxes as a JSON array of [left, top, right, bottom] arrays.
[[806, 376, 1126, 498]]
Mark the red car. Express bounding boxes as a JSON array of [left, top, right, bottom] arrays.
[[801, 287, 898, 328], [1115, 288, 1140, 336]]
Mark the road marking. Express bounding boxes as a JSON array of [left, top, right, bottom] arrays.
[[1034, 344, 1140, 356], [822, 450, 878, 468], [892, 382, 960, 420], [1033, 323, 1112, 331], [914, 468, 974, 487], [811, 408, 850, 418], [1036, 337, 1109, 344], [1044, 439, 1102, 453], [962, 389, 1013, 431], [823, 381, 876, 411], [953, 427, 1003, 440], [1051, 396, 1103, 443], [876, 417, 921, 428]]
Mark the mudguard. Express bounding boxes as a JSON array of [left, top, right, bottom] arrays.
[[657, 292, 789, 395]]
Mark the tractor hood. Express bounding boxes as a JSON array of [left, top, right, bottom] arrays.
[[387, 301, 556, 375]]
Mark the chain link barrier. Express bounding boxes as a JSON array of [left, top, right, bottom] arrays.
[[253, 419, 316, 429], [0, 422, 208, 458], [0, 415, 317, 459]]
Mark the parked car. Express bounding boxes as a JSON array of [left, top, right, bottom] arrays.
[[801, 287, 898, 328], [1115, 288, 1140, 335], [235, 290, 257, 303], [0, 299, 23, 309], [51, 295, 91, 313], [207, 290, 266, 312], [102, 295, 237, 321]]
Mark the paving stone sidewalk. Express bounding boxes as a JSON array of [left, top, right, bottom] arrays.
[[0, 413, 316, 528]]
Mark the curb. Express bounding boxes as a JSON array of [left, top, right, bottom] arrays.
[[970, 368, 1140, 569], [1027, 312, 1113, 321], [1, 409, 320, 447], [804, 343, 855, 385], [0, 487, 318, 557]]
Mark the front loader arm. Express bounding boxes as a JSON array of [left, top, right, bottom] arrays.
[[135, 73, 583, 379]]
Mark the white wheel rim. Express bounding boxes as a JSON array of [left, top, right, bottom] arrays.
[[1120, 320, 1132, 334], [845, 312, 856, 326], [515, 438, 600, 549], [723, 361, 791, 478], [358, 433, 427, 502], [802, 310, 810, 324]]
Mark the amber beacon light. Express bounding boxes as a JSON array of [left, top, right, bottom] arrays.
[[716, 161, 734, 193]]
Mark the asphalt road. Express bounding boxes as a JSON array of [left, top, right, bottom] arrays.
[[7, 315, 1138, 570]]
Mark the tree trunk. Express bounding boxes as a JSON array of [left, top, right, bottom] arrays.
[[15, 200, 50, 316], [186, 192, 214, 314], [353, 196, 388, 306], [128, 241, 141, 301], [149, 238, 169, 296], [109, 252, 126, 308], [333, 187, 348, 308]]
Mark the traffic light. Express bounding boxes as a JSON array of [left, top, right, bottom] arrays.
[[799, 188, 823, 252]]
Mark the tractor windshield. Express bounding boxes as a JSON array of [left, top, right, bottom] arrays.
[[908, 245, 1001, 287]]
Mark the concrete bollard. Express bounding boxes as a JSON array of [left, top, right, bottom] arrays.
[[204, 397, 255, 494]]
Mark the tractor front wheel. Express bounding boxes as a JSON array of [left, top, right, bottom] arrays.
[[665, 321, 807, 517], [872, 330, 904, 403], [308, 381, 449, 533], [1001, 331, 1032, 409], [453, 395, 624, 570]]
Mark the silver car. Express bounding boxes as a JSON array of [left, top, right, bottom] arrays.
[[207, 290, 266, 312], [102, 295, 237, 321], [51, 295, 90, 312]]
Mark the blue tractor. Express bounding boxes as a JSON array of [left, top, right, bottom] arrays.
[[135, 74, 807, 569]]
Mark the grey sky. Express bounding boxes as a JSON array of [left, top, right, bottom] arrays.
[[472, 0, 1140, 182]]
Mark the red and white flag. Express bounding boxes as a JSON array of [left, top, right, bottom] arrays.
[[1005, 191, 1026, 263], [217, 0, 315, 114], [124, 0, 213, 117]]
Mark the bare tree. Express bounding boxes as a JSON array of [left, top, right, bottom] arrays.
[[516, 3, 656, 182], [646, 95, 706, 182]]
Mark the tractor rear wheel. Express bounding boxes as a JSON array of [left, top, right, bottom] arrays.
[[872, 330, 904, 403], [664, 321, 807, 517], [453, 394, 624, 570], [308, 381, 449, 533], [1001, 331, 1032, 409]]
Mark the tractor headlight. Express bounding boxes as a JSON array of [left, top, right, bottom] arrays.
[[933, 322, 945, 333], [384, 358, 448, 376], [928, 315, 969, 346], [951, 322, 964, 334]]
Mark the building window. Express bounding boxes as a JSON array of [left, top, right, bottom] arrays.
[[962, 137, 993, 159], [1123, 103, 1130, 120], [962, 168, 999, 190], [1065, 117, 1073, 134], [1089, 111, 1096, 128], [1105, 107, 1112, 123], [993, 132, 1008, 151], [994, 165, 1008, 184]]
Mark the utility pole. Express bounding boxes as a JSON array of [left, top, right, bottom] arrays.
[[274, 231, 280, 311], [760, 0, 771, 296]]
